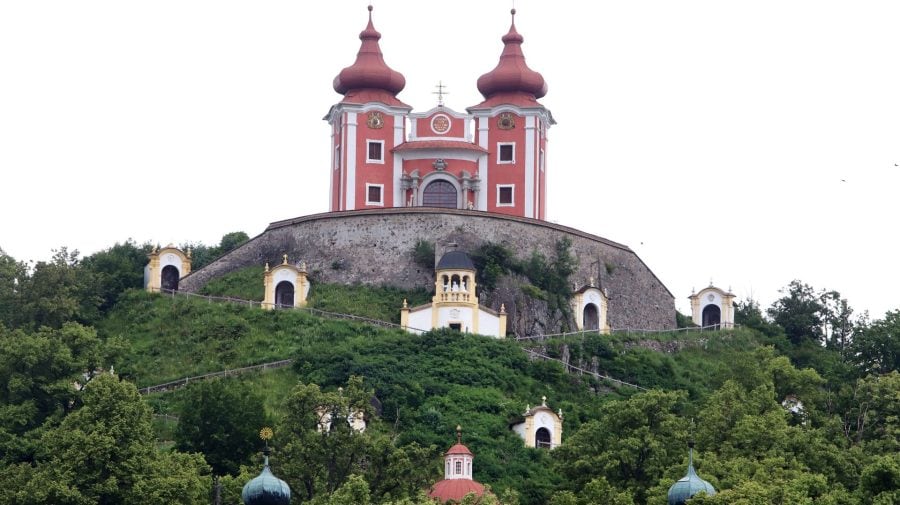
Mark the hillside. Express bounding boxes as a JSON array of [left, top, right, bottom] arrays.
[[96, 289, 812, 504]]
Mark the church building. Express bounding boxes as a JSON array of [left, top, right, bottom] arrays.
[[326, 6, 553, 220]]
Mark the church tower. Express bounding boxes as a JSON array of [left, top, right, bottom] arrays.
[[326, 5, 410, 212], [468, 9, 554, 219], [326, 7, 552, 220]]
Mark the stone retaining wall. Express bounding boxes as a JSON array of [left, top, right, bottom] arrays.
[[179, 209, 675, 330]]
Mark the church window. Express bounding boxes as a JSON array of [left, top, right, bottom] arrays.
[[455, 461, 462, 474], [367, 140, 384, 163], [449, 323, 462, 332], [497, 185, 514, 206], [422, 180, 458, 208], [498, 143, 515, 163], [366, 184, 384, 206]]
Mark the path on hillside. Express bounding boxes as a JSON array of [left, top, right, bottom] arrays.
[[137, 290, 723, 395]]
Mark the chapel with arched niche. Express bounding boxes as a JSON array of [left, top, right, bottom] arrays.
[[144, 245, 192, 293], [262, 255, 310, 309], [571, 278, 610, 333], [688, 284, 735, 329], [509, 396, 563, 449], [326, 6, 553, 219], [400, 251, 506, 338]]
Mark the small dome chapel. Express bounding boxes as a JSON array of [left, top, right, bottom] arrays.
[[428, 426, 490, 504]]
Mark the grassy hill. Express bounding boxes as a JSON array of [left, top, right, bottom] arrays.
[[98, 289, 774, 503]]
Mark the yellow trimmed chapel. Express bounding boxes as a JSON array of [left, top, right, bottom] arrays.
[[400, 251, 507, 338]]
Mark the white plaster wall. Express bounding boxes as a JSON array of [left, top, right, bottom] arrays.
[[407, 308, 433, 334], [160, 252, 183, 276], [512, 422, 526, 439], [698, 288, 723, 313], [478, 310, 501, 338], [437, 305, 475, 332]]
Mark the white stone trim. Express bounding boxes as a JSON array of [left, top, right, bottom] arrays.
[[477, 117, 489, 211], [430, 114, 452, 135], [497, 142, 516, 164], [525, 116, 536, 218], [497, 184, 515, 207], [365, 183, 384, 206], [393, 116, 404, 207], [346, 112, 357, 211], [394, 148, 485, 163]]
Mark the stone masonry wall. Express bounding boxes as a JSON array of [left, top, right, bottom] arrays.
[[179, 209, 676, 331]]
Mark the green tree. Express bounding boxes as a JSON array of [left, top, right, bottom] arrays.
[[552, 390, 687, 503], [0, 374, 210, 505], [14, 247, 102, 329], [851, 310, 900, 375], [768, 280, 825, 345], [174, 378, 268, 476], [80, 240, 153, 315], [0, 323, 119, 463], [0, 248, 27, 328]]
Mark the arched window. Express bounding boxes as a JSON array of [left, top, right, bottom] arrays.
[[583, 303, 600, 331], [422, 180, 458, 208], [702, 305, 721, 329], [275, 281, 295, 308], [455, 460, 462, 475], [161, 265, 180, 292], [535, 427, 552, 449]]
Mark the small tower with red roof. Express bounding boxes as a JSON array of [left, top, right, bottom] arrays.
[[468, 9, 554, 219], [428, 426, 489, 503], [326, 5, 410, 212]]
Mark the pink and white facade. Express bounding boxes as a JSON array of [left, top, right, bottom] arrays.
[[326, 7, 554, 220]]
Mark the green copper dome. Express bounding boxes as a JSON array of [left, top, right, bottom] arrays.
[[242, 455, 291, 505], [667, 444, 716, 505]]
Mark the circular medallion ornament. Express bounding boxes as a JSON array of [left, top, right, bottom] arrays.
[[497, 112, 516, 130], [366, 111, 384, 129], [431, 114, 451, 134], [707, 294, 715, 302]]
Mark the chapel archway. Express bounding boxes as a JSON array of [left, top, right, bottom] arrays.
[[422, 180, 458, 209], [275, 281, 295, 308], [702, 304, 721, 329], [161, 265, 180, 291], [535, 427, 552, 449], [583, 303, 600, 331]]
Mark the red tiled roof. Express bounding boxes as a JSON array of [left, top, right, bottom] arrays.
[[428, 479, 486, 503], [392, 140, 488, 153], [445, 443, 473, 456]]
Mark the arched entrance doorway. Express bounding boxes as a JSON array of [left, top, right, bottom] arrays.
[[583, 303, 600, 331], [275, 281, 295, 308], [702, 305, 721, 329], [535, 427, 552, 449], [161, 265, 180, 291], [422, 180, 458, 209]]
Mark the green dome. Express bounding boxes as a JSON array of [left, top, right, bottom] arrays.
[[667, 447, 715, 505], [242, 455, 291, 505]]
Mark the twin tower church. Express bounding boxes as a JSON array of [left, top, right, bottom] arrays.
[[328, 5, 551, 220]]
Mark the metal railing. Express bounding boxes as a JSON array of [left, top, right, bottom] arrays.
[[138, 359, 294, 395], [523, 349, 648, 391]]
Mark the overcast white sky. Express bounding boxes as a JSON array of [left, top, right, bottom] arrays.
[[1, 1, 898, 319]]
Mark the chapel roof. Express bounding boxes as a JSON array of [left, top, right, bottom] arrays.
[[436, 251, 476, 271]]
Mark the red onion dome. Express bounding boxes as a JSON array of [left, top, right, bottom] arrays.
[[476, 9, 547, 100], [333, 5, 406, 97]]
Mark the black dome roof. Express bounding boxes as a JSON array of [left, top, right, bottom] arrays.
[[436, 251, 475, 271]]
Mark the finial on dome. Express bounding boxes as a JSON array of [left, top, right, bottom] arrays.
[[541, 395, 547, 406], [456, 425, 462, 444], [282, 254, 288, 265]]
